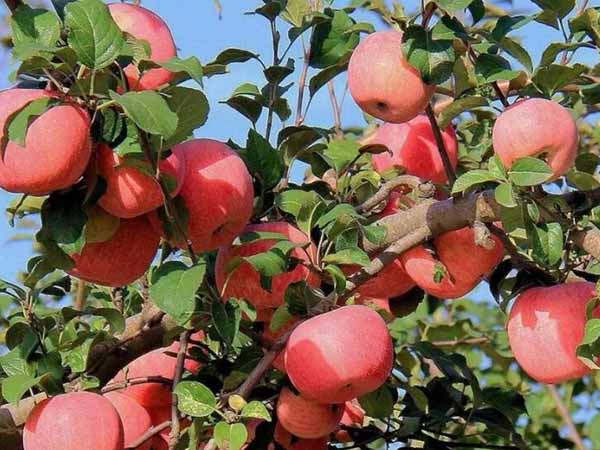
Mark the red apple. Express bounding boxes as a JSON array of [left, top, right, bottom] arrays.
[[97, 144, 186, 218], [367, 115, 459, 184], [507, 282, 600, 384], [348, 31, 434, 123], [109, 3, 177, 91], [492, 98, 578, 179], [276, 387, 343, 439], [215, 222, 319, 309], [0, 89, 91, 195], [400, 226, 504, 299], [285, 305, 393, 404], [334, 400, 365, 443], [104, 391, 153, 450], [24, 392, 123, 450], [273, 423, 329, 450], [68, 215, 160, 287]]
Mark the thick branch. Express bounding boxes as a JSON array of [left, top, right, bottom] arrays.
[[356, 175, 435, 214]]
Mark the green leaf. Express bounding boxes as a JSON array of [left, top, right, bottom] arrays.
[[2, 374, 45, 403], [438, 96, 488, 130], [495, 183, 517, 208], [109, 90, 178, 138], [160, 56, 204, 86], [308, 59, 349, 97], [174, 381, 217, 417], [214, 422, 248, 450], [359, 384, 395, 418], [546, 222, 564, 265], [40, 191, 87, 256], [241, 401, 272, 421], [163, 87, 209, 148], [0, 348, 35, 377], [89, 307, 125, 334], [532, 0, 575, 20], [322, 139, 361, 174], [7, 97, 53, 147], [570, 8, 600, 46], [532, 63, 587, 96], [264, 59, 295, 85], [211, 300, 242, 346], [508, 157, 553, 186], [269, 304, 294, 333], [10, 6, 61, 48], [64, 0, 125, 69], [488, 155, 508, 180], [150, 261, 206, 326], [323, 248, 370, 266], [210, 48, 259, 66], [435, 0, 476, 14], [309, 10, 359, 69], [285, 281, 325, 316], [577, 318, 600, 369], [222, 96, 263, 125], [540, 42, 591, 66], [243, 129, 284, 190], [52, 0, 77, 19], [452, 170, 498, 194], [499, 37, 533, 73], [281, 0, 311, 27], [402, 25, 455, 85], [474, 54, 520, 83], [276, 190, 325, 235]]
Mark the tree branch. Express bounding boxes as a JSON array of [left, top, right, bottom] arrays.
[[356, 175, 435, 214], [547, 385, 586, 450], [168, 330, 190, 450], [125, 421, 172, 450], [4, 0, 22, 13], [425, 104, 456, 185]]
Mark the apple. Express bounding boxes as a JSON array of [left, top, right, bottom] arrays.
[[104, 391, 153, 450], [353, 296, 393, 323], [285, 305, 393, 404], [23, 392, 123, 450], [276, 387, 343, 439], [0, 89, 91, 195], [348, 31, 434, 123], [216, 222, 319, 309], [334, 400, 365, 443], [492, 98, 578, 179], [367, 115, 459, 184], [273, 423, 329, 450], [507, 282, 600, 384], [97, 144, 186, 219], [147, 405, 192, 449], [150, 139, 254, 253], [109, 3, 177, 91], [400, 226, 504, 299], [68, 215, 160, 287]]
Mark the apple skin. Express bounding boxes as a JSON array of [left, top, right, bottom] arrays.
[[492, 98, 578, 179], [104, 391, 153, 450], [273, 423, 329, 450], [68, 215, 160, 287], [23, 392, 124, 450], [150, 139, 254, 253], [277, 387, 344, 439], [97, 144, 186, 219], [334, 400, 365, 443], [109, 3, 176, 91], [216, 222, 320, 309], [400, 227, 504, 299], [0, 89, 91, 195], [285, 305, 393, 404], [348, 31, 434, 124], [367, 115, 459, 184], [507, 282, 600, 384]]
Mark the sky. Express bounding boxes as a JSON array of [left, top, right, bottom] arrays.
[[0, 0, 594, 284]]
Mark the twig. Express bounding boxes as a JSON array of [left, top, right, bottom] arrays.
[[491, 82, 510, 108], [265, 19, 281, 141], [328, 81, 343, 138], [356, 176, 435, 214], [547, 385, 586, 450], [74, 281, 87, 311], [168, 330, 191, 450], [432, 337, 490, 347], [295, 38, 311, 126], [126, 421, 172, 450], [4, 0, 22, 13], [421, 2, 437, 27], [101, 376, 173, 394], [425, 104, 456, 185]]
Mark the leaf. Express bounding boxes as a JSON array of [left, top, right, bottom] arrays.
[[546, 222, 564, 265], [10, 6, 61, 48], [508, 157, 553, 186], [1, 374, 45, 403], [264, 59, 295, 85], [402, 25, 455, 85], [308, 59, 349, 97], [285, 281, 325, 316], [495, 183, 517, 208], [210, 48, 259, 66], [243, 129, 284, 190], [241, 401, 272, 421], [276, 190, 325, 235], [110, 90, 178, 139], [438, 96, 488, 129], [214, 422, 248, 450], [223, 96, 263, 125], [269, 304, 294, 332], [281, 0, 311, 27], [163, 87, 209, 148], [211, 300, 242, 346], [452, 170, 498, 194], [570, 8, 600, 46], [64, 0, 125, 69], [474, 54, 520, 83], [322, 139, 361, 174], [359, 384, 395, 418], [309, 10, 360, 69], [532, 63, 587, 96], [323, 248, 370, 266], [40, 191, 87, 256], [540, 42, 591, 66], [435, 0, 476, 14], [7, 97, 52, 147], [174, 381, 217, 417], [532, 0, 575, 19], [499, 37, 533, 73], [150, 261, 206, 326], [160, 56, 204, 86], [577, 318, 600, 369], [52, 0, 77, 19]]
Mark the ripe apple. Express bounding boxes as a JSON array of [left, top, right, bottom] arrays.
[[97, 144, 186, 218], [104, 391, 153, 450], [147, 404, 192, 448], [276, 387, 343, 439], [68, 215, 160, 287], [0, 89, 91, 195], [348, 31, 434, 123], [492, 98, 578, 179], [273, 423, 329, 450], [24, 392, 123, 450], [367, 115, 459, 184], [109, 3, 177, 91], [215, 222, 319, 309], [334, 400, 365, 443], [285, 305, 393, 404], [400, 227, 504, 299], [507, 282, 600, 384], [150, 139, 254, 253]]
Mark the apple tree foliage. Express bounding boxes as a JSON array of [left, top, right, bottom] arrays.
[[2, 0, 600, 449]]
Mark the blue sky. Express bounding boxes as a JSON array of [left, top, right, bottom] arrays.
[[0, 0, 592, 283]]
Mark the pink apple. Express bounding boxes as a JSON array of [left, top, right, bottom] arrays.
[[334, 400, 365, 443], [104, 391, 153, 450]]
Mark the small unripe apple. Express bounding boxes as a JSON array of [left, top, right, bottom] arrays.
[[348, 31, 434, 123], [104, 391, 153, 450], [492, 98, 578, 179], [24, 392, 124, 450], [334, 400, 365, 443], [68, 215, 160, 287], [97, 144, 186, 218], [400, 227, 504, 299], [0, 89, 91, 195], [150, 139, 254, 253], [277, 387, 343, 439], [285, 305, 393, 404], [216, 222, 319, 309], [507, 282, 600, 384], [109, 3, 177, 91], [367, 115, 459, 184]]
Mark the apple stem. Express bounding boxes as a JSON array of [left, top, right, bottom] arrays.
[[425, 104, 457, 185], [168, 330, 191, 450], [547, 385, 586, 450], [3, 0, 22, 13]]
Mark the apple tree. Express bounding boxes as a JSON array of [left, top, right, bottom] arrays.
[[1, 0, 600, 449]]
